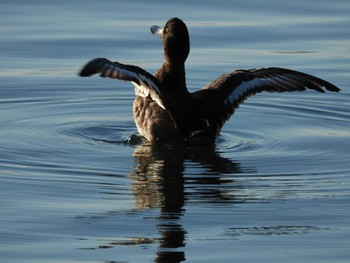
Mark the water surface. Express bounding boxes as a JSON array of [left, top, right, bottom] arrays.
[[1, 1, 350, 262]]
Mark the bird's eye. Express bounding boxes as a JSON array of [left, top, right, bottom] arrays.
[[165, 27, 169, 33]]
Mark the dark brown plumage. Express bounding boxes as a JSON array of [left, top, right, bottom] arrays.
[[79, 17, 341, 145]]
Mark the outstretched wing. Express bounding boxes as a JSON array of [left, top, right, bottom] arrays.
[[191, 67, 340, 130], [79, 58, 168, 110]]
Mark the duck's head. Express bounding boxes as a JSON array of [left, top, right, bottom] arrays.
[[151, 17, 190, 65]]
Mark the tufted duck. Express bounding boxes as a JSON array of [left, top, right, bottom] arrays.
[[79, 17, 341, 145]]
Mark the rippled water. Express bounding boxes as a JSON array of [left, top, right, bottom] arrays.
[[1, 1, 350, 262]]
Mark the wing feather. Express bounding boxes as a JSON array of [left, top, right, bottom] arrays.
[[192, 67, 341, 130], [79, 58, 167, 110]]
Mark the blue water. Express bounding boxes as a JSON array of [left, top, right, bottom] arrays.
[[1, 1, 350, 262]]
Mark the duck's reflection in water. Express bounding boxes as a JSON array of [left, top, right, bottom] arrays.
[[130, 143, 248, 263]]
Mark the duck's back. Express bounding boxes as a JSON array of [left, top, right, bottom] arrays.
[[133, 96, 183, 143]]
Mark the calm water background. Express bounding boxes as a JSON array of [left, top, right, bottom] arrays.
[[1, 1, 350, 262]]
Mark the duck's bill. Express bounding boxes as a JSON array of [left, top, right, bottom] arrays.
[[150, 25, 163, 37]]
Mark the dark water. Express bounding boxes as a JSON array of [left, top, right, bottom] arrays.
[[1, 1, 350, 262]]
